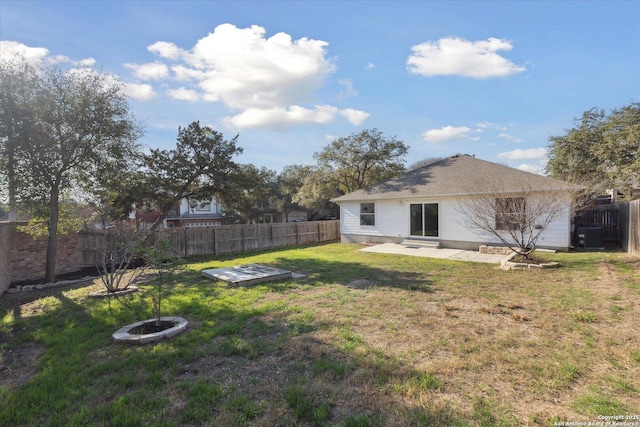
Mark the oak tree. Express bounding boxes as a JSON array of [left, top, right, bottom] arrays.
[[140, 121, 243, 230], [0, 59, 142, 282], [547, 103, 640, 199], [296, 129, 408, 214]]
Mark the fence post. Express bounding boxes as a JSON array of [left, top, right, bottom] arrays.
[[270, 223, 274, 248], [296, 222, 300, 246], [213, 226, 217, 256], [317, 221, 321, 242], [0, 223, 12, 295], [183, 227, 188, 258]]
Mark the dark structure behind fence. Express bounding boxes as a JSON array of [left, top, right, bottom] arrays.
[[574, 204, 621, 244]]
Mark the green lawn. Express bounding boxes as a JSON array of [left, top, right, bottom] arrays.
[[1, 243, 639, 426]]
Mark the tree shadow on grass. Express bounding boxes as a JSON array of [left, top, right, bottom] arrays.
[[0, 287, 119, 424], [190, 248, 439, 293], [271, 255, 438, 293]]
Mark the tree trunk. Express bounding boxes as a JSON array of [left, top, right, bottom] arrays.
[[6, 125, 17, 222], [45, 187, 60, 283], [7, 156, 17, 222]]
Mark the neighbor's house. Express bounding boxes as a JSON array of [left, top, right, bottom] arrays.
[[164, 197, 225, 228], [332, 154, 581, 251], [143, 196, 310, 228]]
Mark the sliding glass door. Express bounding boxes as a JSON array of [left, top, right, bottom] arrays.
[[410, 203, 438, 237]]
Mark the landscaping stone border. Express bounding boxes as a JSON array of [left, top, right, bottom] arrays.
[[112, 316, 189, 345], [4, 277, 95, 294], [500, 253, 560, 271]]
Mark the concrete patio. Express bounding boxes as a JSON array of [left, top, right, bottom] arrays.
[[359, 243, 511, 264]]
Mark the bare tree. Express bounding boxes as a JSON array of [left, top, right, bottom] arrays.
[[84, 217, 149, 294], [455, 181, 581, 258]]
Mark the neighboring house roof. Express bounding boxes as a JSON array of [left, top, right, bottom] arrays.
[[332, 154, 583, 202]]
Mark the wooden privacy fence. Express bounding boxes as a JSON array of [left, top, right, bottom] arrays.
[[621, 200, 640, 257], [166, 220, 340, 258]]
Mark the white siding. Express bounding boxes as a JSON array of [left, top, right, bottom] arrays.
[[340, 200, 406, 238], [339, 193, 572, 250], [443, 194, 573, 249]]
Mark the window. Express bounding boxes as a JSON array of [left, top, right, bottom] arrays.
[[188, 198, 213, 213], [410, 203, 438, 237], [495, 197, 526, 230], [195, 201, 211, 212], [360, 203, 375, 226]]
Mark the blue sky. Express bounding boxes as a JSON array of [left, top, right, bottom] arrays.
[[1, 1, 638, 174]]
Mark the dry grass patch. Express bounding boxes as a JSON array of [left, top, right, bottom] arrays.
[[281, 249, 640, 424]]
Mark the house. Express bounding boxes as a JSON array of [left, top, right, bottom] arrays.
[[331, 154, 582, 251], [154, 196, 310, 228], [165, 197, 225, 228]]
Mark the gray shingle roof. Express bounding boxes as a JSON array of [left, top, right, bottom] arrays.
[[332, 154, 582, 202]]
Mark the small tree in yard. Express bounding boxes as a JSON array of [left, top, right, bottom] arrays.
[[84, 173, 152, 294], [144, 232, 184, 328], [85, 219, 149, 294], [456, 181, 581, 259], [107, 230, 186, 338]]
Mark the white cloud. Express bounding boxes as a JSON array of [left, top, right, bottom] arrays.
[[75, 57, 96, 67], [366, 62, 375, 70], [475, 121, 507, 132], [0, 42, 97, 69], [516, 162, 547, 175], [337, 78, 358, 98], [124, 83, 156, 101], [167, 87, 200, 101], [224, 105, 340, 129], [422, 125, 472, 143], [141, 24, 367, 129], [339, 108, 369, 126], [498, 148, 548, 161], [188, 24, 336, 109], [147, 41, 186, 60], [50, 54, 70, 63], [125, 61, 169, 80], [0, 41, 49, 63], [171, 64, 208, 82], [224, 104, 370, 130], [498, 133, 523, 143], [407, 37, 526, 79]]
